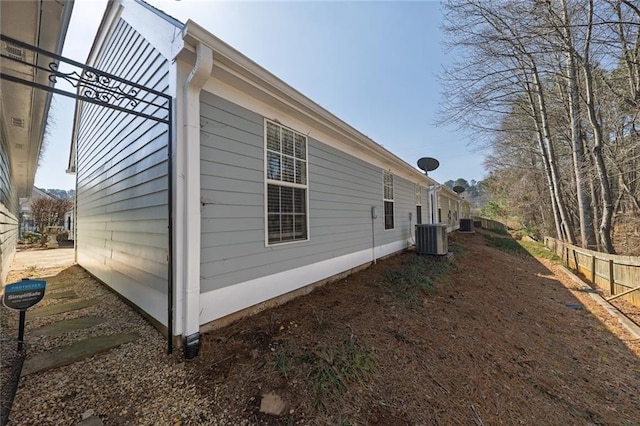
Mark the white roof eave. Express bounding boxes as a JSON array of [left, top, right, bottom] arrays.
[[178, 19, 438, 187]]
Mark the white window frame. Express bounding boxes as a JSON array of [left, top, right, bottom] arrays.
[[264, 119, 310, 246], [383, 170, 394, 230]]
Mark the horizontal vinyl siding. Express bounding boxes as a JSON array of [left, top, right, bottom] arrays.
[[75, 19, 169, 324], [0, 134, 18, 285], [199, 92, 417, 293], [438, 192, 460, 230]]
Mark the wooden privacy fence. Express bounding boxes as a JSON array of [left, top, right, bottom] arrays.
[[544, 236, 640, 308], [472, 217, 508, 233]]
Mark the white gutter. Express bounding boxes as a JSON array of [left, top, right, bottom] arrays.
[[182, 41, 213, 359]]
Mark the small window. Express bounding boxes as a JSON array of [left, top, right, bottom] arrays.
[[265, 120, 308, 244], [383, 171, 394, 230], [415, 184, 422, 225]]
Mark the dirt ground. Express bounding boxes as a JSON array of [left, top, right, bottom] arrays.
[[188, 229, 640, 425]]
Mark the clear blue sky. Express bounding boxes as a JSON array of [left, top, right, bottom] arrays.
[[35, 0, 487, 191]]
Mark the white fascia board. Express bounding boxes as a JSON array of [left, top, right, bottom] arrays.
[[178, 20, 438, 187]]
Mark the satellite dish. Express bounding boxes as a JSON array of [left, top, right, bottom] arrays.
[[417, 157, 439, 175], [453, 186, 465, 194]]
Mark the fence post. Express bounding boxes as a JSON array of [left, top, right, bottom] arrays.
[[573, 248, 578, 272], [591, 255, 596, 284], [609, 259, 615, 296]]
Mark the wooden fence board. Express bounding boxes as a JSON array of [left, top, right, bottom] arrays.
[[544, 237, 640, 307]]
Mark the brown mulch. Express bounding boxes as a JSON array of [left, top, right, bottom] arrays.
[[4, 230, 639, 424], [188, 230, 640, 425]]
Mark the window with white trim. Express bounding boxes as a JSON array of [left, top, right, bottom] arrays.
[[415, 184, 422, 225], [266, 120, 308, 244], [383, 171, 394, 230]]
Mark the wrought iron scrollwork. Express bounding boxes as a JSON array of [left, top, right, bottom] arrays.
[[48, 62, 139, 107]]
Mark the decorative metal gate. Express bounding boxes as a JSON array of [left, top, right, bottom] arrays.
[[0, 34, 175, 355]]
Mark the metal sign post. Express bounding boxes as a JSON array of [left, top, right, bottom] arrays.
[[2, 279, 47, 351]]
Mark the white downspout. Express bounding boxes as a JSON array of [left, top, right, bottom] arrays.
[[182, 42, 213, 358], [429, 184, 441, 224]]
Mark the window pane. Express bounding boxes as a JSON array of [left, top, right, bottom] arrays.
[[294, 188, 306, 213], [268, 214, 280, 243], [295, 134, 306, 159], [267, 123, 280, 151], [267, 184, 280, 213], [295, 160, 306, 184], [281, 215, 294, 241], [294, 215, 307, 238], [282, 156, 295, 183], [281, 186, 293, 212], [267, 151, 281, 180], [416, 205, 422, 225], [384, 200, 394, 230], [282, 128, 294, 156]]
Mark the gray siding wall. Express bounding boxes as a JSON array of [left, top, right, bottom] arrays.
[[75, 19, 169, 321], [0, 132, 18, 284], [200, 92, 418, 293]]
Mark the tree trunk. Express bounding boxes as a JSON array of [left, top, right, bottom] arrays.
[[561, 0, 595, 248], [531, 68, 576, 243], [580, 0, 616, 253]]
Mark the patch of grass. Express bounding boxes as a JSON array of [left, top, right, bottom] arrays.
[[484, 235, 527, 256], [271, 350, 291, 377], [385, 254, 458, 303], [270, 337, 376, 407], [311, 339, 375, 403], [484, 235, 560, 261], [520, 240, 561, 262], [485, 226, 510, 236]]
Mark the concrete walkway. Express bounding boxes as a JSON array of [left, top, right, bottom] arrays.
[[9, 247, 75, 271]]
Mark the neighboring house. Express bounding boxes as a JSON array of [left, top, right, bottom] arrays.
[[67, 0, 469, 356], [19, 187, 74, 237], [0, 1, 75, 286]]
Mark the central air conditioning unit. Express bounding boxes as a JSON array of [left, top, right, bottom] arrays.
[[415, 224, 448, 255], [459, 218, 474, 233]]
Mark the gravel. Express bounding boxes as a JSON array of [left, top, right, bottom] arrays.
[[1, 265, 229, 425]]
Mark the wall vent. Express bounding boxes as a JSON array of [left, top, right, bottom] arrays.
[[415, 224, 448, 255], [11, 117, 25, 128], [4, 43, 24, 60]]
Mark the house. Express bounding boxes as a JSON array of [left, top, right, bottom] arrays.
[[0, 1, 75, 286], [67, 0, 469, 357], [19, 187, 74, 237]]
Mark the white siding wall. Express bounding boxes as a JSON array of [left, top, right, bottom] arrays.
[[75, 18, 170, 324], [0, 133, 18, 286], [439, 191, 461, 231]]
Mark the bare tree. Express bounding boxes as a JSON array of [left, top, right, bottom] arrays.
[[30, 197, 72, 234]]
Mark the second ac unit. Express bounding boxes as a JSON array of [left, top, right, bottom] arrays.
[[415, 224, 448, 255]]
